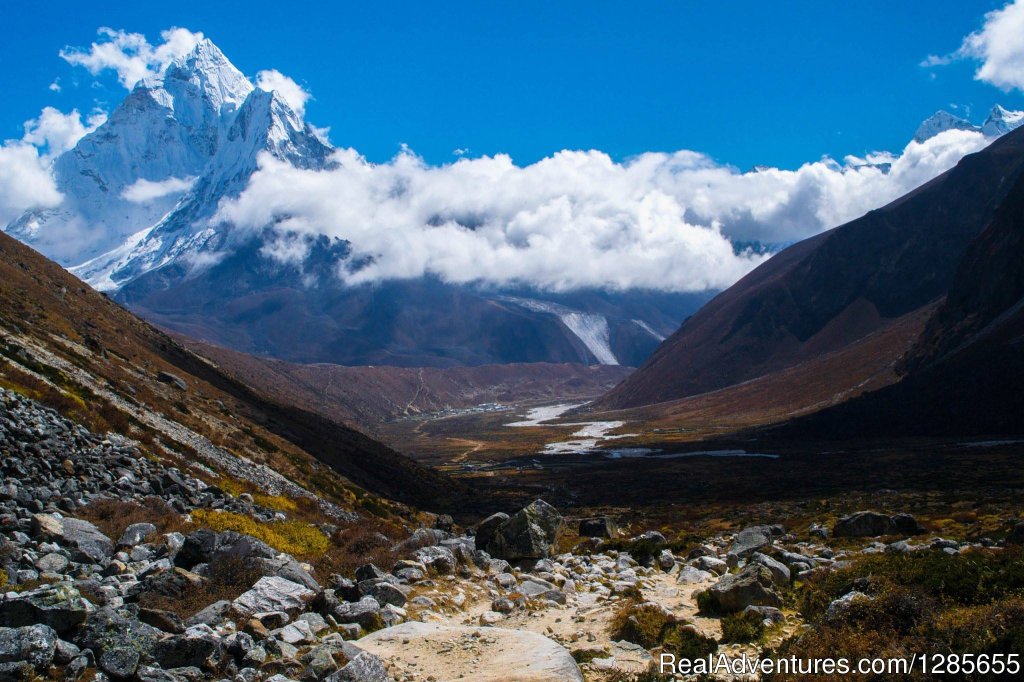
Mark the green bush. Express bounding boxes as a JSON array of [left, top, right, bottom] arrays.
[[720, 610, 765, 643], [661, 623, 719, 660]]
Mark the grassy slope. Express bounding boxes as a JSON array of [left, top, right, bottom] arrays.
[[0, 231, 463, 512]]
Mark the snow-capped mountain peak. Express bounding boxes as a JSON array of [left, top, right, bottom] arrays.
[[981, 104, 1024, 138], [913, 110, 979, 143], [162, 38, 254, 116], [913, 105, 1024, 144], [5, 37, 330, 289]]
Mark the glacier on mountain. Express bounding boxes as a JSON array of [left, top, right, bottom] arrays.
[[502, 297, 620, 365]]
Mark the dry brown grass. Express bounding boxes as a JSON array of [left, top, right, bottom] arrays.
[[139, 555, 265, 619], [77, 497, 191, 542], [314, 516, 409, 578]]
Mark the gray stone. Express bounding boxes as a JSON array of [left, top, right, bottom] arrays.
[[689, 555, 728, 575], [32, 514, 113, 563], [833, 511, 925, 538], [486, 500, 563, 561], [743, 605, 784, 624], [699, 564, 782, 613], [74, 607, 161, 679], [34, 552, 69, 574], [676, 565, 713, 584], [157, 371, 188, 391], [750, 552, 791, 586], [0, 624, 58, 668], [727, 525, 775, 561], [414, 545, 457, 575], [326, 651, 390, 682], [152, 631, 225, 670], [474, 513, 510, 552], [0, 581, 88, 634], [360, 580, 409, 608], [331, 597, 383, 630], [186, 599, 232, 627], [233, 577, 315, 617], [118, 523, 157, 547]]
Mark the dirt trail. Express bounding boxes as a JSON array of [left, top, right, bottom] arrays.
[[362, 569, 722, 681]]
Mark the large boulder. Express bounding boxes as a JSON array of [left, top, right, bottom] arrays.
[[485, 500, 563, 561], [833, 512, 925, 538], [176, 530, 318, 589], [0, 624, 58, 669], [414, 546, 457, 575], [118, 523, 157, 548], [358, 621, 583, 681], [750, 552, 791, 586], [0, 582, 88, 634], [75, 608, 162, 679], [726, 525, 776, 563], [31, 514, 113, 563], [330, 597, 384, 630], [698, 565, 782, 613], [474, 513, 510, 552], [232, 577, 316, 617], [152, 629, 226, 671], [325, 651, 391, 682]]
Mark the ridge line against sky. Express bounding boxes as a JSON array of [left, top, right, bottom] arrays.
[[2, 1, 1024, 294]]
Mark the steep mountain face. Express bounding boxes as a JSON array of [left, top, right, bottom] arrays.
[[117, 249, 707, 367], [599, 126, 1024, 409], [3, 38, 697, 368], [771, 167, 1024, 439], [0, 228, 459, 508]]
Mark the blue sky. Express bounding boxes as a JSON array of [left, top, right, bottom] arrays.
[[4, 0, 1022, 169]]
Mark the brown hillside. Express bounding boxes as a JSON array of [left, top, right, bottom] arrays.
[[0, 231, 462, 510]]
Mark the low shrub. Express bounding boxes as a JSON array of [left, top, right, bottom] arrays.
[[661, 623, 718, 660], [609, 601, 675, 648], [140, 555, 265, 618], [78, 497, 188, 542], [609, 600, 718, 660], [720, 610, 765, 643], [190, 509, 328, 558], [313, 516, 407, 578]]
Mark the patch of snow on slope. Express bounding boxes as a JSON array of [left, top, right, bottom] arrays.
[[503, 297, 619, 365], [632, 319, 666, 341]]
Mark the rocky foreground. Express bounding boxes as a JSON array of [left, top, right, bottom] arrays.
[[2, 387, 1022, 681]]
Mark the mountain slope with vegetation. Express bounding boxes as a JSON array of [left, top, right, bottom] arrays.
[[0, 230, 461, 511]]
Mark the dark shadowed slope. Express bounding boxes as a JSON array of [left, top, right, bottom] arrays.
[[770, 165, 1024, 440], [0, 231, 461, 509], [598, 127, 1024, 409]]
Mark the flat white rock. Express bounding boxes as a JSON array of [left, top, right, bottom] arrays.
[[357, 621, 583, 682]]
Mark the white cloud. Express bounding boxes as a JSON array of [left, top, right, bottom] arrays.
[[0, 105, 109, 224], [60, 27, 204, 89], [255, 69, 310, 117], [121, 176, 197, 203], [48, 80, 61, 93], [214, 128, 988, 293], [924, 0, 1024, 92], [0, 143, 62, 225], [22, 107, 106, 158]]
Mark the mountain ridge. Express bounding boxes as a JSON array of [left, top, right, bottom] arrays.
[[598, 125, 1024, 409]]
